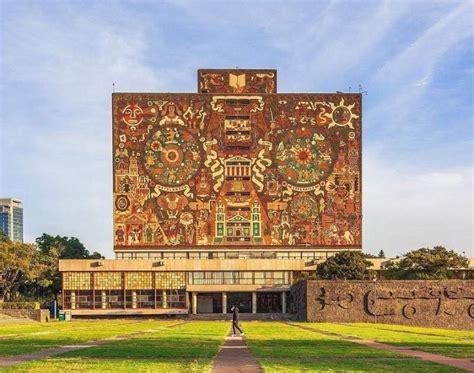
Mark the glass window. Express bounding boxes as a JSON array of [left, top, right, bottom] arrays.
[[174, 252, 187, 259], [226, 252, 238, 259], [188, 252, 200, 259], [276, 252, 289, 259], [163, 252, 175, 259], [288, 252, 302, 259], [136, 252, 149, 259]]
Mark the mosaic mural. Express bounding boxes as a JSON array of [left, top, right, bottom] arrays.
[[113, 70, 361, 248], [198, 69, 277, 94]]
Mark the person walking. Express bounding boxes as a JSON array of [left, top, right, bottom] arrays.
[[231, 304, 244, 336]]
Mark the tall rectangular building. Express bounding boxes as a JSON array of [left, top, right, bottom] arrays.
[[0, 198, 23, 242], [59, 69, 362, 316]]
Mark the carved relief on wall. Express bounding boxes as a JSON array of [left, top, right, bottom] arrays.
[[300, 281, 474, 329]]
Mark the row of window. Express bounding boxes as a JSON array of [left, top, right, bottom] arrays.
[[63, 289, 186, 309], [188, 271, 290, 285], [63, 272, 186, 290], [116, 251, 338, 260], [63, 271, 291, 289]]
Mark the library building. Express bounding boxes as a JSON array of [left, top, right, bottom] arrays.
[[59, 68, 362, 316]]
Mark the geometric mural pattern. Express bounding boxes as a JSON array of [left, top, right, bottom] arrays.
[[113, 70, 361, 249]]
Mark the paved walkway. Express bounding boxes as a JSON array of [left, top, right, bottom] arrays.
[[0, 321, 185, 368], [287, 323, 474, 372], [212, 330, 262, 373]]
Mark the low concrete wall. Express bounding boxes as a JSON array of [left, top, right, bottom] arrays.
[[290, 280, 474, 329], [0, 309, 50, 322]]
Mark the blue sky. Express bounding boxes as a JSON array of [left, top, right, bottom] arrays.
[[0, 0, 472, 258]]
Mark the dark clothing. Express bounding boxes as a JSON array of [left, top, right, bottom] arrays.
[[232, 306, 239, 322], [231, 306, 243, 334], [232, 321, 243, 335]]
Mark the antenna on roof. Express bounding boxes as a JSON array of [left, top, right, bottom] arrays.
[[112, 83, 115, 93], [358, 84, 367, 95]]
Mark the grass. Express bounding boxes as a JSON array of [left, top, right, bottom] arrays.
[[0, 319, 177, 357], [298, 322, 474, 360], [3, 321, 230, 372], [243, 322, 468, 372], [1, 319, 472, 372]]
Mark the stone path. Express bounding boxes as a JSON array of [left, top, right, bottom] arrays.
[[287, 323, 474, 372], [0, 321, 185, 369], [212, 329, 262, 373]]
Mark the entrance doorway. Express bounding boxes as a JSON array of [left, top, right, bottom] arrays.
[[197, 293, 223, 313], [257, 292, 282, 313], [226, 292, 252, 313]]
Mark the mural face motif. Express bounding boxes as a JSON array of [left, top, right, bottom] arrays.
[[113, 70, 361, 248]]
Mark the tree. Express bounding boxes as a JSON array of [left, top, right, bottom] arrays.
[[36, 234, 102, 259], [385, 246, 468, 280], [0, 231, 10, 243], [378, 250, 386, 258], [0, 240, 50, 302], [316, 251, 374, 280], [33, 234, 103, 300]]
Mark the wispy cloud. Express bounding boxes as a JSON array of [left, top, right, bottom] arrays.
[[0, 0, 472, 257]]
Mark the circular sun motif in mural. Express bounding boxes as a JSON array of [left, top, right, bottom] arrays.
[[143, 126, 202, 187], [332, 106, 351, 125], [275, 127, 334, 186]]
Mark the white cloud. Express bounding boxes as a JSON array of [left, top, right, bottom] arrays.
[[375, 1, 472, 85], [1, 1, 472, 259]]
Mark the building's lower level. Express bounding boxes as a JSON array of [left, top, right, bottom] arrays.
[[59, 257, 320, 316]]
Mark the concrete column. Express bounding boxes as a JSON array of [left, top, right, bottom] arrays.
[[252, 292, 257, 314], [192, 292, 197, 314], [222, 292, 227, 314], [70, 291, 76, 310], [101, 291, 107, 309], [132, 291, 137, 309], [281, 291, 287, 314], [162, 290, 168, 309]]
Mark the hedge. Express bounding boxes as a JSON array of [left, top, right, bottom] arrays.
[[0, 302, 40, 310]]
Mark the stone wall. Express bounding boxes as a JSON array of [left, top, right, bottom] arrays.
[[290, 280, 474, 329], [0, 309, 50, 322]]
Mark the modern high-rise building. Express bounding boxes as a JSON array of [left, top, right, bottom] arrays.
[[59, 69, 362, 316], [0, 198, 24, 242]]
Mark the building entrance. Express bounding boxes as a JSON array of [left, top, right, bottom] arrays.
[[197, 293, 223, 313], [226, 292, 252, 313]]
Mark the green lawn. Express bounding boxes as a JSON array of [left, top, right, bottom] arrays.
[[1, 320, 472, 372], [2, 321, 229, 373], [243, 322, 468, 372], [0, 319, 177, 357], [298, 322, 474, 360]]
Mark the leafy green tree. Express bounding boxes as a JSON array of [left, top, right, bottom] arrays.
[[33, 234, 103, 299], [0, 231, 10, 243], [317, 251, 374, 280], [0, 240, 51, 302], [378, 250, 386, 258], [36, 234, 102, 259], [385, 246, 468, 279]]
